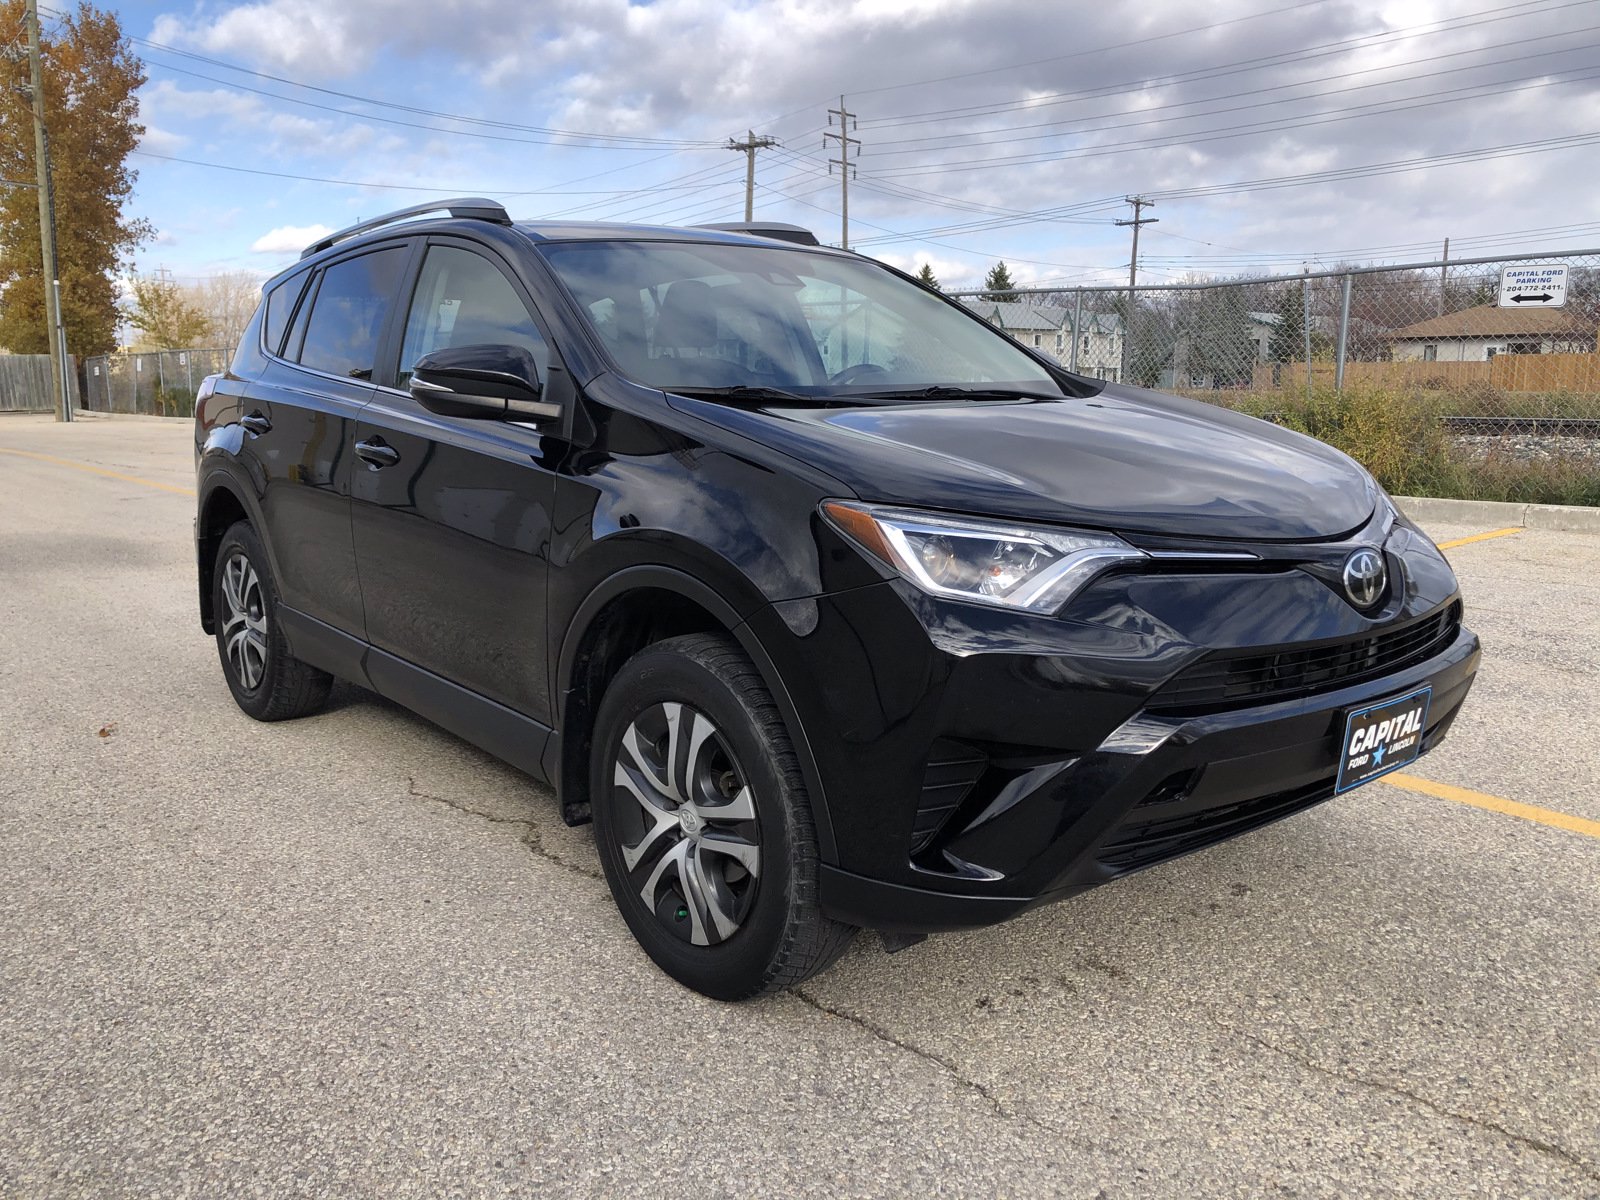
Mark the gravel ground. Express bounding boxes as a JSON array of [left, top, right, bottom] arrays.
[[1450, 433, 1600, 465]]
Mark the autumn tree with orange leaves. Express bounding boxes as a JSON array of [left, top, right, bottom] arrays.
[[0, 2, 148, 355]]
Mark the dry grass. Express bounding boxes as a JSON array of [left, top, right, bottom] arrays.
[[1212, 384, 1600, 507]]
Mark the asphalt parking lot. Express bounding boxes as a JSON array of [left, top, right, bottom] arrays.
[[2, 412, 1597, 1199]]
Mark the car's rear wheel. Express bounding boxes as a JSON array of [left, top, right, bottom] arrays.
[[591, 633, 855, 1000], [213, 520, 332, 721]]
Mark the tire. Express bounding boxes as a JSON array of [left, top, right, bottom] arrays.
[[591, 633, 856, 1000], [212, 520, 332, 722]]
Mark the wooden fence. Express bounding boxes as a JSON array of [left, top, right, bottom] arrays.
[[1252, 352, 1600, 393], [0, 354, 80, 412]]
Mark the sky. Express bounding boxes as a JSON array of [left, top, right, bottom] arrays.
[[78, 0, 1600, 292]]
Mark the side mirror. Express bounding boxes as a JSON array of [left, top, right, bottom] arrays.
[[408, 344, 560, 422]]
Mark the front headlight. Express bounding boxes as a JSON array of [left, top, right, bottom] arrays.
[[821, 500, 1145, 614]]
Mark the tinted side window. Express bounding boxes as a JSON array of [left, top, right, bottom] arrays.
[[397, 246, 549, 386], [262, 270, 309, 356], [297, 247, 406, 379]]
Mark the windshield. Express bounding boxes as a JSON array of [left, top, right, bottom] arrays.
[[538, 240, 1061, 396]]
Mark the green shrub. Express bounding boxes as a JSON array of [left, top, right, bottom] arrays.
[[1207, 384, 1598, 506]]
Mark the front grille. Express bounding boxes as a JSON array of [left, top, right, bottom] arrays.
[[1148, 601, 1462, 715], [1097, 779, 1335, 873]]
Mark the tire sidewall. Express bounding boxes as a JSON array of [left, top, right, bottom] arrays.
[[591, 645, 801, 1000], [212, 522, 284, 720]]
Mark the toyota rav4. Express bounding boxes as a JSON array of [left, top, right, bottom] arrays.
[[194, 200, 1479, 999]]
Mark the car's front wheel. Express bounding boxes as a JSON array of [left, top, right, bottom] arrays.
[[591, 633, 855, 999], [212, 520, 332, 721]]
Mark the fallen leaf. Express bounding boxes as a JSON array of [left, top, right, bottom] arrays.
[[97, 722, 117, 738]]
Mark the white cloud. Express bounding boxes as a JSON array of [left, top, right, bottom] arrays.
[[133, 0, 1600, 288], [136, 125, 188, 155], [250, 224, 334, 254]]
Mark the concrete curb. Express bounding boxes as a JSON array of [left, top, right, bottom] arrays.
[[68, 410, 189, 423], [1396, 494, 1600, 534]]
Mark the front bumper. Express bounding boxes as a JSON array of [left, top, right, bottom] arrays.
[[816, 622, 1478, 932], [746, 511, 1480, 933]]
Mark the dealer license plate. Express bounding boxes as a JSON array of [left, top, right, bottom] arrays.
[[1336, 686, 1432, 794]]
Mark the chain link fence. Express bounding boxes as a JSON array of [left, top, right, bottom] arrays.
[[78, 348, 231, 419], [952, 247, 1600, 505]]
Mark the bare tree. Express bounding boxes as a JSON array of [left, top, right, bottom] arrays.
[[190, 271, 263, 354]]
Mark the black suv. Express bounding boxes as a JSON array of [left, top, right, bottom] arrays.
[[195, 199, 1479, 999]]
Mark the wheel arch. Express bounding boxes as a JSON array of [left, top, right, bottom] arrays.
[[195, 472, 260, 634], [546, 565, 838, 864]]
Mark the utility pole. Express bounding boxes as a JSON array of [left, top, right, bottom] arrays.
[[726, 130, 778, 223], [824, 96, 859, 250], [23, 0, 68, 420], [1438, 236, 1449, 317], [1114, 196, 1156, 383]]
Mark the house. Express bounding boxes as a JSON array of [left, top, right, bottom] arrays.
[[961, 299, 1124, 381], [1386, 305, 1595, 362]]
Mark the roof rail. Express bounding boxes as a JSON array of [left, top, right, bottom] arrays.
[[301, 198, 512, 259], [694, 222, 820, 247]]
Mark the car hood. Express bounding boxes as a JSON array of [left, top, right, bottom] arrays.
[[668, 384, 1377, 542]]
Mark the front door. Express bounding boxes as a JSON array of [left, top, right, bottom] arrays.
[[349, 240, 559, 724]]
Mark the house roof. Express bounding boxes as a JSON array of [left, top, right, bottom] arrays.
[[961, 300, 1067, 331], [1387, 304, 1593, 340], [960, 299, 1122, 334], [1247, 311, 1282, 326]]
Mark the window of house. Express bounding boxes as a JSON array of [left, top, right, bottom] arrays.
[[1082, 335, 1090, 354], [1033, 334, 1042, 347], [297, 247, 407, 379], [1507, 341, 1540, 355], [1422, 344, 1437, 362], [1055, 332, 1064, 352]]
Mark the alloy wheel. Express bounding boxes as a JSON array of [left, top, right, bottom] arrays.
[[611, 701, 762, 946], [220, 552, 269, 691]]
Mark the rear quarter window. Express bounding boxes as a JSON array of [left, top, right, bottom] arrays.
[[262, 271, 310, 357]]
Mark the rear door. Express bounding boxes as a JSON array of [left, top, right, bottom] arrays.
[[349, 237, 560, 725], [246, 241, 410, 636]]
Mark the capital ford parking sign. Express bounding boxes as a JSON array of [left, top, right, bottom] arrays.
[[1497, 265, 1568, 308]]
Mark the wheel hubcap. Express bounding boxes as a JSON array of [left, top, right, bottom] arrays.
[[612, 701, 761, 946], [220, 552, 268, 691]]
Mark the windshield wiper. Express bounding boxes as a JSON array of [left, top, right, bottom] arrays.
[[859, 385, 1060, 402], [669, 385, 816, 404], [669, 385, 913, 407]]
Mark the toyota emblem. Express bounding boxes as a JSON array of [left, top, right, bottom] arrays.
[[1342, 548, 1387, 609]]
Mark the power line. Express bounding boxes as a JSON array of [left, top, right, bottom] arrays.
[[866, 50, 1600, 178], [851, 132, 1600, 248], [858, 0, 1573, 128], [127, 149, 729, 198], [841, 0, 1332, 100], [862, 33, 1597, 156], [138, 53, 721, 152]]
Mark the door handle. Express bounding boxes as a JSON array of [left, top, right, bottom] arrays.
[[240, 411, 271, 436], [354, 437, 400, 469]]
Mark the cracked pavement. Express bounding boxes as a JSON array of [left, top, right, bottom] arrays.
[[2, 414, 1597, 1198]]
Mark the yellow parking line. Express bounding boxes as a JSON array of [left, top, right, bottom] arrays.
[[1436, 527, 1522, 550], [0, 447, 195, 497], [1383, 772, 1600, 840]]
